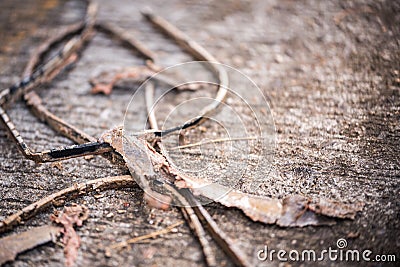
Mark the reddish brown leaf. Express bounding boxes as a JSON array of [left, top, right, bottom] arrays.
[[193, 183, 363, 226]]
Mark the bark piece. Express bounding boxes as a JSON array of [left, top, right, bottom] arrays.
[[0, 225, 62, 265]]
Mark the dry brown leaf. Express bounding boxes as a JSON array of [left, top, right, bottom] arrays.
[[50, 204, 89, 267], [195, 184, 363, 226], [166, 163, 363, 226], [102, 127, 363, 227]]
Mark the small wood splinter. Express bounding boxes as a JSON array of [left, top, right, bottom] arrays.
[[105, 221, 184, 257]]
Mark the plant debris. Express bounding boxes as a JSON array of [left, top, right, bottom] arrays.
[[105, 221, 184, 257], [0, 175, 133, 234], [113, 127, 363, 226], [50, 204, 89, 267], [0, 225, 62, 265], [90, 66, 153, 95], [178, 176, 363, 227]]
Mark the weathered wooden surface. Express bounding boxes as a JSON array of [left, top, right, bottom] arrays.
[[0, 0, 399, 266]]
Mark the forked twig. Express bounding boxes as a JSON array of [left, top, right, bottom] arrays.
[[163, 183, 219, 267], [179, 188, 250, 267]]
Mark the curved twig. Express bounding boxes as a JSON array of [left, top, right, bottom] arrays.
[[0, 175, 133, 234]]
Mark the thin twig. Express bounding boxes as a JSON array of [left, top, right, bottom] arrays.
[[0, 175, 133, 234], [95, 22, 156, 62], [179, 188, 251, 267], [163, 183, 218, 267], [107, 220, 184, 252], [145, 82, 159, 130], [142, 10, 229, 137]]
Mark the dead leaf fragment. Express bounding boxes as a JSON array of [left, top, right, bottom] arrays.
[[277, 195, 334, 227], [193, 183, 363, 227], [90, 66, 153, 95], [51, 204, 89, 267]]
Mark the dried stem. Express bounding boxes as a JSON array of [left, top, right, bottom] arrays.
[[169, 136, 259, 150]]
